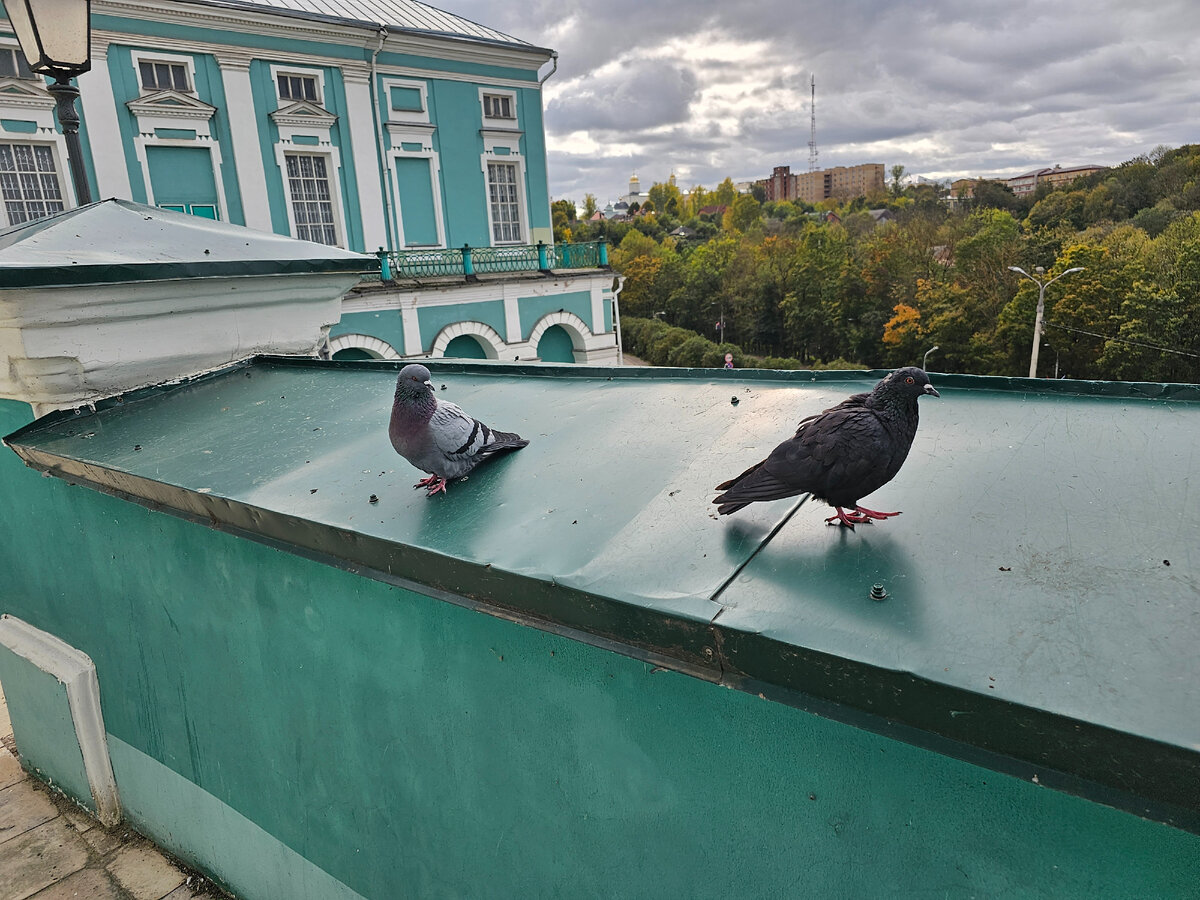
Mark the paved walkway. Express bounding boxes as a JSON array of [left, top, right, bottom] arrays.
[[0, 685, 228, 900]]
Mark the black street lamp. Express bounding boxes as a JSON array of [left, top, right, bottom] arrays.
[[7, 0, 93, 205]]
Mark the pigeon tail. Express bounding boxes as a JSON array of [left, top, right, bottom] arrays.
[[713, 460, 810, 516], [475, 430, 529, 461]]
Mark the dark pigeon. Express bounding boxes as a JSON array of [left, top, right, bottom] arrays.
[[713, 367, 939, 527], [389, 364, 528, 495]]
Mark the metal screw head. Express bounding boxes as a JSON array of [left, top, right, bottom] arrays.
[[869, 583, 888, 601]]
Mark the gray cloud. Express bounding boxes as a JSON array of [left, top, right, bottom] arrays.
[[435, 0, 1200, 203]]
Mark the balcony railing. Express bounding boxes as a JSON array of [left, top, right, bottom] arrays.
[[364, 240, 609, 282]]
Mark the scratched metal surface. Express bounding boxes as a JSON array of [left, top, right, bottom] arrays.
[[5, 360, 1199, 807], [717, 386, 1200, 754]]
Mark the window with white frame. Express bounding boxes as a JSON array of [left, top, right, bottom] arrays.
[[482, 93, 514, 121], [487, 161, 522, 243], [284, 153, 337, 245], [277, 72, 320, 104], [0, 47, 36, 80], [0, 142, 65, 225], [139, 59, 190, 93]]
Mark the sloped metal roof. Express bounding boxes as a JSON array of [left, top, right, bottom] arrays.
[[181, 0, 538, 49], [5, 359, 1200, 831], [0, 199, 374, 287]]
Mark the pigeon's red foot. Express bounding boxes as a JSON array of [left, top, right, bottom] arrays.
[[854, 505, 901, 520], [413, 474, 448, 495], [825, 507, 869, 528]]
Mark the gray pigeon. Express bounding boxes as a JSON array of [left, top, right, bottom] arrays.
[[389, 364, 529, 495], [713, 367, 939, 527]]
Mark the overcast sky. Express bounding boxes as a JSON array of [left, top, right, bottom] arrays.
[[435, 0, 1200, 206]]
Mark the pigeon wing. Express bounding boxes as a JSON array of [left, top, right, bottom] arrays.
[[425, 400, 494, 478]]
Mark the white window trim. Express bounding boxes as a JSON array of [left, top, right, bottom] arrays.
[[269, 63, 326, 107], [130, 50, 197, 96], [478, 87, 518, 128], [482, 156, 528, 246], [274, 146, 347, 248], [479, 123, 528, 245], [0, 138, 72, 227], [383, 77, 429, 125]]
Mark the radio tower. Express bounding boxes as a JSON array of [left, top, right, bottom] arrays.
[[808, 74, 818, 172]]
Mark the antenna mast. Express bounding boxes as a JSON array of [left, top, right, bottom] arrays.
[[808, 74, 818, 172]]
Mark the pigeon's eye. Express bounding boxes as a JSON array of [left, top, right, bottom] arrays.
[[905, 376, 914, 384]]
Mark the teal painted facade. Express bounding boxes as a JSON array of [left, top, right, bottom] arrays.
[[519, 290, 595, 338], [536, 324, 575, 362], [1, 386, 1199, 899], [330, 311, 405, 351], [418, 299, 506, 350], [1, 2, 553, 248]]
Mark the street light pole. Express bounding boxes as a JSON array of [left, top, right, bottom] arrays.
[[48, 78, 91, 204], [1008, 265, 1085, 378]]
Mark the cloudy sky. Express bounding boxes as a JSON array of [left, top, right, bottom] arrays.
[[434, 0, 1200, 206]]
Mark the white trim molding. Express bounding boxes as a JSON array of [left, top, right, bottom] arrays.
[[430, 321, 504, 359], [527, 310, 593, 362], [0, 615, 121, 826], [328, 333, 401, 359]]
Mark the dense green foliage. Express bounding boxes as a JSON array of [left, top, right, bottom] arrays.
[[575, 144, 1200, 381]]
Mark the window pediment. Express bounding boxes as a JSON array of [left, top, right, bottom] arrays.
[[270, 101, 337, 130], [126, 90, 218, 121], [0, 77, 54, 111]]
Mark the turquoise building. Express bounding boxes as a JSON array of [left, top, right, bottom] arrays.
[[0, 0, 621, 363]]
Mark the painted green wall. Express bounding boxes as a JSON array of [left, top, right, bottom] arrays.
[[519, 290, 594, 338], [418, 299, 506, 351], [330, 311, 405, 354], [430, 78, 490, 249], [1, 395, 1199, 898], [443, 334, 489, 359], [535, 324, 575, 362]]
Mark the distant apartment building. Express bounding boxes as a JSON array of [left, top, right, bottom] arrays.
[[1006, 164, 1106, 197], [756, 164, 885, 204]]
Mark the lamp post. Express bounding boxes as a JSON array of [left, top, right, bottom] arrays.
[[7, 0, 93, 206], [1008, 265, 1085, 378], [923, 345, 939, 370]]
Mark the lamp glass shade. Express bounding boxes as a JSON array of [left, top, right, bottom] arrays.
[[6, 0, 92, 75]]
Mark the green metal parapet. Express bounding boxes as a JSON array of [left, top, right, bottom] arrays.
[[4, 360, 1199, 833], [364, 240, 608, 282]]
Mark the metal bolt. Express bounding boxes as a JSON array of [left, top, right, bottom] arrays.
[[730, 396, 739, 405], [869, 583, 888, 601]]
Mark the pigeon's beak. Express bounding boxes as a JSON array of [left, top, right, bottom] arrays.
[[423, 380, 432, 388], [923, 384, 940, 398]]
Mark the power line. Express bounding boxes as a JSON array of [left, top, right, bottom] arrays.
[[1046, 321, 1200, 359]]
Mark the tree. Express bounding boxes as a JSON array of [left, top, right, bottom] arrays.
[[713, 177, 738, 208], [723, 194, 762, 233], [890, 164, 906, 198], [583, 193, 598, 219]]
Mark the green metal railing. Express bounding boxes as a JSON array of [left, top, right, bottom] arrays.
[[366, 240, 608, 282]]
